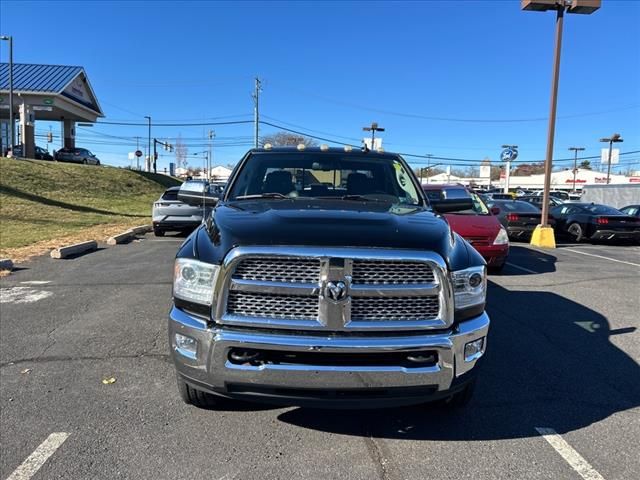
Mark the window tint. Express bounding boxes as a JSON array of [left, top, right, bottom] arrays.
[[228, 153, 421, 206], [162, 190, 179, 201], [442, 188, 469, 200], [583, 204, 622, 215]]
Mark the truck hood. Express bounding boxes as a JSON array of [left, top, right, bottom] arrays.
[[443, 213, 501, 240], [183, 199, 477, 270]]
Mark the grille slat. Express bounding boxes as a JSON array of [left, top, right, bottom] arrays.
[[227, 291, 319, 320], [352, 260, 435, 285], [232, 258, 320, 283], [351, 296, 440, 321]]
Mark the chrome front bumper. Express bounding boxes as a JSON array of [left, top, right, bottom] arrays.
[[169, 306, 489, 405]]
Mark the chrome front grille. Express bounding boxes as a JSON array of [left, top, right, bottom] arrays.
[[218, 247, 452, 331], [351, 260, 435, 285], [351, 296, 440, 321], [227, 291, 318, 320], [232, 258, 320, 283]]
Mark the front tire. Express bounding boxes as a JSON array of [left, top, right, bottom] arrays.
[[568, 222, 584, 242], [442, 379, 476, 408], [82, 159, 88, 165], [176, 376, 219, 408], [488, 263, 505, 274], [153, 228, 165, 237]]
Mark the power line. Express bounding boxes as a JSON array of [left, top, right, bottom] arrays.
[[96, 119, 254, 127]]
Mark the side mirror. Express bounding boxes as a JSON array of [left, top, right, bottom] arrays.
[[178, 181, 219, 207], [490, 206, 500, 215], [430, 198, 474, 214]]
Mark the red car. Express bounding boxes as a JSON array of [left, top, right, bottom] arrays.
[[424, 184, 509, 272]]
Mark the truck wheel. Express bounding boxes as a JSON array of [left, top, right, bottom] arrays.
[[568, 223, 584, 242], [154, 228, 165, 237], [443, 379, 476, 408], [82, 159, 88, 165], [488, 263, 504, 274], [176, 376, 218, 408]]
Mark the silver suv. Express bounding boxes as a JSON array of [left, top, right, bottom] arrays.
[[152, 186, 205, 236]]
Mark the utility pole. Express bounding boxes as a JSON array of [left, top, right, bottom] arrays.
[[425, 154, 433, 184], [0, 36, 14, 153], [568, 146, 585, 193], [208, 130, 215, 181], [144, 116, 151, 172], [362, 122, 385, 150], [252, 77, 261, 148]]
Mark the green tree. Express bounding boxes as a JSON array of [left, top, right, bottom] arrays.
[[579, 160, 591, 170]]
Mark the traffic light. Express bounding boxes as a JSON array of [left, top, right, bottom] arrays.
[[47, 131, 53, 143]]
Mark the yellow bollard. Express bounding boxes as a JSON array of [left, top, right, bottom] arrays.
[[530, 225, 556, 248]]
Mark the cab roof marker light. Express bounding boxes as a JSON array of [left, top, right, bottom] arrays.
[[320, 144, 329, 151], [263, 143, 272, 150], [297, 144, 306, 151], [344, 145, 353, 152]]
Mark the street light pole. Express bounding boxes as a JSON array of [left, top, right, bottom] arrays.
[[144, 116, 151, 172], [568, 146, 585, 192], [253, 78, 261, 148], [362, 122, 385, 150], [521, 0, 600, 248], [1, 35, 14, 153], [599, 134, 623, 184]]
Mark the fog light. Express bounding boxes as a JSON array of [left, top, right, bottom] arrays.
[[464, 338, 485, 362], [175, 333, 197, 358]]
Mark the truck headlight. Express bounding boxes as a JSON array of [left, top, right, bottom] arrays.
[[451, 266, 487, 310], [493, 227, 509, 245], [173, 258, 219, 306]]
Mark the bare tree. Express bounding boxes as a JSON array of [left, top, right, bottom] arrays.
[[175, 134, 189, 169], [261, 131, 317, 147]]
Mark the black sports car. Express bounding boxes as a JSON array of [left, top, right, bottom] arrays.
[[550, 203, 640, 242], [619, 205, 640, 218], [485, 199, 553, 240]]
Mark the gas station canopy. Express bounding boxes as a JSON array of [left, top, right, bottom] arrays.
[[0, 63, 104, 156]]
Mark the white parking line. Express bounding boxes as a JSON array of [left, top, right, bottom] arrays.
[[19, 281, 51, 285], [535, 428, 605, 480], [6, 432, 69, 480], [563, 248, 640, 268], [505, 262, 539, 274]]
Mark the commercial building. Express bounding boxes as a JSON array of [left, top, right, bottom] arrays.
[[1, 63, 104, 157]]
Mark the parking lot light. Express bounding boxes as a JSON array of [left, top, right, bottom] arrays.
[[599, 134, 623, 184], [523, 0, 601, 248]]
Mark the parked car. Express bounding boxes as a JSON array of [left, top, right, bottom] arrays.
[[520, 195, 564, 209], [485, 199, 554, 240], [169, 146, 489, 409], [532, 190, 569, 201], [424, 184, 508, 272], [54, 147, 100, 165], [7, 145, 53, 160], [485, 192, 514, 200], [152, 185, 211, 236], [619, 205, 640, 218], [550, 203, 640, 243]]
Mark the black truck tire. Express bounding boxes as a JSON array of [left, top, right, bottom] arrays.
[[443, 379, 476, 408], [176, 376, 219, 409], [154, 228, 165, 237]]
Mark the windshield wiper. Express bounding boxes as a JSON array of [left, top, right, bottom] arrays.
[[337, 195, 384, 202], [234, 193, 289, 200]]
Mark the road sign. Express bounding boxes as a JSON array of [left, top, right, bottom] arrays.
[[500, 148, 518, 162], [135, 150, 143, 158], [128, 152, 135, 160], [601, 148, 619, 165]]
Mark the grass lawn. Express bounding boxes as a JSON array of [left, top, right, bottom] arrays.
[[0, 157, 181, 258]]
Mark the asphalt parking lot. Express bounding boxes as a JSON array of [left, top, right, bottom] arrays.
[[1, 235, 638, 480]]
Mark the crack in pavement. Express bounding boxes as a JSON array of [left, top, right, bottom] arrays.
[[362, 426, 392, 480]]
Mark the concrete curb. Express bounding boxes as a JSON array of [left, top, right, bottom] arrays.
[[51, 240, 98, 259], [106, 231, 135, 245], [0, 258, 14, 271], [130, 225, 153, 235]]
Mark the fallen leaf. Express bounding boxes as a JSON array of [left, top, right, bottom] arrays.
[[20, 368, 32, 374], [102, 377, 116, 385]]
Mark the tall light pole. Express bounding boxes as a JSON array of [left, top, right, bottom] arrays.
[[144, 116, 151, 172], [522, 0, 600, 248], [568, 146, 585, 192], [599, 133, 623, 184], [1, 35, 14, 154], [208, 130, 215, 181], [362, 122, 385, 150]]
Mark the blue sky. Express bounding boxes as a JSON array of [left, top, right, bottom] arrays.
[[1, 0, 639, 174]]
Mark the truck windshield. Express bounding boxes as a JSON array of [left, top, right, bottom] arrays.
[[227, 152, 422, 206]]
